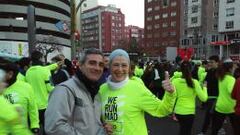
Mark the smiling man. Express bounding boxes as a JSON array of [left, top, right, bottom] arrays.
[[45, 48, 106, 135]]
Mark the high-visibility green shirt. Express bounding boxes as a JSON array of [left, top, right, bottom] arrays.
[[130, 76, 144, 85], [134, 66, 144, 78], [0, 96, 32, 135], [17, 63, 58, 83], [17, 73, 26, 82], [172, 78, 208, 115], [46, 63, 58, 71], [26, 65, 54, 110], [3, 80, 39, 129], [216, 74, 236, 113], [99, 80, 176, 135], [198, 66, 207, 84], [170, 71, 182, 81]]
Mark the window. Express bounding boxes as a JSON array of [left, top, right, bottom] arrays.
[[226, 8, 235, 17], [192, 5, 198, 13], [154, 24, 160, 29], [170, 31, 176, 36], [171, 1, 177, 7], [225, 21, 234, 29], [162, 13, 168, 18], [171, 12, 177, 17], [147, 34, 152, 38], [147, 7, 153, 12], [213, 0, 219, 6], [162, 22, 168, 28], [162, 32, 168, 37], [147, 25, 152, 30], [211, 35, 218, 42], [191, 17, 198, 24], [154, 6, 160, 11], [213, 24, 218, 30], [147, 0, 152, 2], [162, 0, 169, 7], [192, 0, 198, 2], [213, 11, 218, 17], [171, 21, 176, 27], [227, 0, 235, 3], [154, 15, 160, 20], [147, 16, 152, 21], [154, 33, 160, 38]]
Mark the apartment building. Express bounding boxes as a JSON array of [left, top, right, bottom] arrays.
[[144, 0, 181, 57]]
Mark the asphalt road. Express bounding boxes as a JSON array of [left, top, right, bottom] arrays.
[[145, 106, 234, 135]]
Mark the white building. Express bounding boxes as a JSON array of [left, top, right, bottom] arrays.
[[81, 0, 98, 11], [218, 0, 240, 33], [0, 0, 71, 59], [76, 0, 98, 31], [218, 0, 240, 59], [187, 0, 202, 28]]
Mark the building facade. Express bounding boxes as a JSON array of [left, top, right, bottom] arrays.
[[124, 25, 144, 51], [180, 0, 220, 59], [180, 0, 240, 60], [144, 0, 181, 57], [76, 0, 98, 32], [81, 5, 125, 52], [218, 0, 240, 60], [0, 0, 71, 58]]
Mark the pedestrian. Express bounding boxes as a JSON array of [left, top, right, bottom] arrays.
[[98, 49, 176, 135], [16, 57, 31, 82], [98, 55, 110, 85], [0, 61, 32, 135], [172, 60, 208, 135], [129, 60, 145, 85], [211, 58, 237, 135], [231, 66, 240, 135], [0, 58, 40, 134], [45, 48, 108, 135], [50, 54, 72, 86], [198, 55, 220, 135], [25, 50, 58, 135]]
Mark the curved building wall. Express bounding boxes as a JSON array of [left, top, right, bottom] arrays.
[[0, 0, 71, 58]]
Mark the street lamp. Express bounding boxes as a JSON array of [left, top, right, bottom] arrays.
[[70, 0, 86, 60]]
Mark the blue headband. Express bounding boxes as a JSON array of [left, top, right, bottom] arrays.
[[109, 49, 130, 64]]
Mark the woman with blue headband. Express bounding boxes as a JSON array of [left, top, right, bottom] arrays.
[[98, 49, 176, 135]]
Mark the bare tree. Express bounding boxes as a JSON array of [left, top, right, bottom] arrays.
[[35, 35, 63, 63]]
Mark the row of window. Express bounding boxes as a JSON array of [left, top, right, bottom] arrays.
[[147, 0, 177, 7], [146, 21, 176, 30], [146, 31, 177, 38], [111, 16, 122, 21], [145, 41, 178, 48], [146, 12, 177, 21], [181, 38, 205, 46], [147, 2, 176, 13], [227, 0, 235, 3]]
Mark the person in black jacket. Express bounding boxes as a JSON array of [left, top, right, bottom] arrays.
[[50, 54, 72, 86], [198, 55, 219, 135]]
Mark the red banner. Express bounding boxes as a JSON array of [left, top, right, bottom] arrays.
[[177, 48, 194, 61]]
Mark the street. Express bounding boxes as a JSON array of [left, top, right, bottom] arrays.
[[145, 106, 234, 135]]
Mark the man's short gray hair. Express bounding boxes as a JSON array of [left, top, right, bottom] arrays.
[[79, 48, 104, 64]]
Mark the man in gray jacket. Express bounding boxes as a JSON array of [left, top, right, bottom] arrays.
[[45, 48, 106, 135]]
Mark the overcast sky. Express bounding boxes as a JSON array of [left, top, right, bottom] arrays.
[[99, 0, 144, 28]]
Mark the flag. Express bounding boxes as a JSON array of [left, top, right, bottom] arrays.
[[55, 21, 69, 32]]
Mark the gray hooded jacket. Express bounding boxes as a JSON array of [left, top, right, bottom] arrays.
[[45, 76, 105, 135]]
